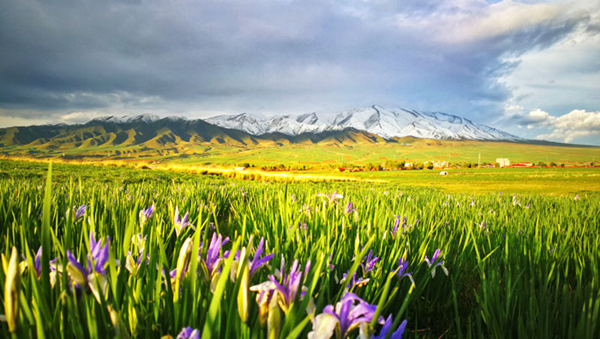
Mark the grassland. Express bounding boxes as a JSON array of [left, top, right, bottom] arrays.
[[306, 167, 600, 194], [0, 160, 599, 339], [4, 136, 600, 168], [3, 159, 600, 195], [187, 139, 600, 167]]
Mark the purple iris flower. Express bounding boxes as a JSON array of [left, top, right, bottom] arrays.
[[74, 204, 86, 219], [176, 327, 200, 339], [142, 205, 154, 218], [424, 249, 449, 278], [88, 231, 110, 275], [373, 316, 407, 339], [395, 257, 412, 279], [345, 203, 355, 214], [139, 205, 154, 226], [249, 237, 275, 278], [65, 232, 110, 291], [327, 254, 335, 271], [34, 246, 42, 277], [392, 216, 407, 237], [308, 292, 383, 339], [342, 271, 370, 289], [174, 207, 194, 236], [360, 250, 379, 274], [395, 257, 415, 286], [317, 191, 343, 204], [201, 233, 229, 278], [270, 259, 309, 305], [250, 259, 311, 319], [424, 249, 443, 267], [66, 250, 88, 284]]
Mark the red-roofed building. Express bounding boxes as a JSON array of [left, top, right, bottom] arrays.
[[511, 162, 534, 168]]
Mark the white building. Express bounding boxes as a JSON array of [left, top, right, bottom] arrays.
[[496, 158, 510, 168]]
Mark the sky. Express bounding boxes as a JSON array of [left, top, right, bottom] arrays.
[[1, 0, 599, 145]]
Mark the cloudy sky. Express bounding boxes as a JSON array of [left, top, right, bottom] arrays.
[[1, 0, 599, 145]]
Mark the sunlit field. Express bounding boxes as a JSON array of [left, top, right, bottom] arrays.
[[1, 160, 599, 338]]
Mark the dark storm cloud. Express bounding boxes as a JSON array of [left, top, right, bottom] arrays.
[[0, 0, 597, 126]]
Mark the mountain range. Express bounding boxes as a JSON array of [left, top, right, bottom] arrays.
[[0, 105, 523, 153], [207, 105, 521, 141]]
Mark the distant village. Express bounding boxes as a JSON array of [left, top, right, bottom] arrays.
[[241, 157, 596, 172]]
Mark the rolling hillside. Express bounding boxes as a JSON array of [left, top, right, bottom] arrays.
[[0, 114, 598, 167]]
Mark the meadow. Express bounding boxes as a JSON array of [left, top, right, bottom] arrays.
[[0, 160, 599, 338]]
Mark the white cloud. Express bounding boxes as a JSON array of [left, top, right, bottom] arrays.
[[0, 114, 49, 128], [528, 109, 600, 143], [394, 0, 580, 44]]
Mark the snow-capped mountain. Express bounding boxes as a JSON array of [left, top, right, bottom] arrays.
[[88, 114, 170, 124], [206, 105, 521, 141]]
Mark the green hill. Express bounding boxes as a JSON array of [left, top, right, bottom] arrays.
[[1, 117, 598, 167]]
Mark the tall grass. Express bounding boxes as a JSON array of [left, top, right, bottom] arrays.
[[0, 160, 598, 338]]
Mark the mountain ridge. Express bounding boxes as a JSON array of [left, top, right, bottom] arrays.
[[206, 105, 521, 141]]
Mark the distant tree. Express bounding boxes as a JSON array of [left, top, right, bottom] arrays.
[[427, 163, 434, 170], [537, 161, 546, 167], [550, 162, 557, 167]]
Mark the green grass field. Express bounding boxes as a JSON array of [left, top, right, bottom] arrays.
[[0, 160, 599, 338], [303, 167, 600, 194], [4, 137, 600, 168]]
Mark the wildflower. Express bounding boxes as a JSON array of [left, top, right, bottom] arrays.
[[27, 246, 44, 277], [176, 327, 200, 339], [174, 207, 195, 236], [66, 204, 87, 220], [308, 292, 382, 339], [327, 254, 335, 271], [125, 250, 146, 276], [424, 249, 449, 278], [64, 232, 110, 301], [88, 231, 110, 274], [200, 233, 229, 286], [341, 271, 370, 289], [373, 316, 407, 339], [75, 204, 86, 219], [360, 250, 379, 274], [345, 202, 355, 214], [317, 191, 344, 204], [574, 195, 580, 200], [248, 237, 275, 278], [4, 247, 21, 333], [250, 259, 311, 322], [139, 205, 154, 227], [394, 257, 415, 286], [392, 216, 406, 237]]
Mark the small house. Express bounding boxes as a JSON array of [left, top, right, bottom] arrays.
[[496, 158, 510, 168]]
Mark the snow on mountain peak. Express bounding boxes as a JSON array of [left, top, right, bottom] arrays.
[[90, 114, 162, 124], [204, 105, 521, 141]]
